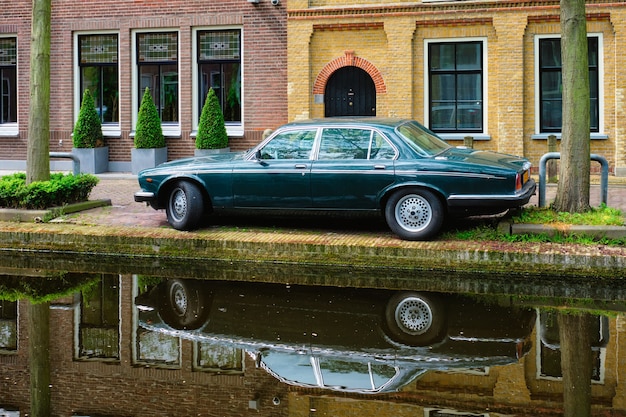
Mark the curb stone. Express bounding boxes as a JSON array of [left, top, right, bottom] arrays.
[[0, 199, 111, 223]]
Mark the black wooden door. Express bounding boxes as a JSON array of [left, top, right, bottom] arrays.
[[324, 66, 376, 117]]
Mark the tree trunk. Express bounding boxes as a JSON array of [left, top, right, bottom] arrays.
[[558, 312, 593, 417], [26, 0, 52, 184], [28, 301, 51, 417], [553, 0, 590, 213]]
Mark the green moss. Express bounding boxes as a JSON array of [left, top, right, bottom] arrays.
[[134, 87, 165, 149], [196, 88, 229, 149], [73, 89, 104, 148]]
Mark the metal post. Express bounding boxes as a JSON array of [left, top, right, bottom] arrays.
[[49, 152, 80, 175], [538, 152, 609, 207]]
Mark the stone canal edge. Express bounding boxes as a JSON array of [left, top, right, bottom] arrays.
[[0, 221, 625, 281]]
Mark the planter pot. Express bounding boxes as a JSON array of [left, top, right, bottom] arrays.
[[72, 146, 109, 174], [131, 147, 168, 175], [194, 147, 230, 157]]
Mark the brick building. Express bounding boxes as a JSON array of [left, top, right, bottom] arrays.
[[0, 0, 625, 176], [0, 0, 287, 172], [287, 0, 626, 176]]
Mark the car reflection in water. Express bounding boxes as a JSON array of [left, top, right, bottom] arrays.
[[135, 279, 536, 394]]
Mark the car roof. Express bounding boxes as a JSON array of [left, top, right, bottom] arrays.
[[279, 117, 411, 130]]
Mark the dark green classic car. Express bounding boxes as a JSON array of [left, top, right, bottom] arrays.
[[134, 118, 536, 240]]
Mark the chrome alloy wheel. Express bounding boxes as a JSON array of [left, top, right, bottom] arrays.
[[394, 296, 433, 335], [394, 194, 432, 232]]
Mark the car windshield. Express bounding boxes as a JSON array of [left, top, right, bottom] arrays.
[[396, 121, 451, 157]]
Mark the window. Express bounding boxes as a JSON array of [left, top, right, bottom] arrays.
[[197, 30, 241, 125], [0, 300, 17, 352], [137, 32, 178, 123], [317, 128, 395, 160], [77, 275, 120, 360], [259, 129, 316, 160], [0, 37, 17, 126], [428, 41, 484, 133], [538, 37, 599, 133], [78, 34, 118, 125]]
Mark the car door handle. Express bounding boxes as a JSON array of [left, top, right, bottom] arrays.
[[294, 164, 308, 169], [374, 165, 387, 170]]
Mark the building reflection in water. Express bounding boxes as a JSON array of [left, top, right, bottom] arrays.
[[0, 271, 624, 416]]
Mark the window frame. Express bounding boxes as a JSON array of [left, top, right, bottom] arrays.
[[192, 26, 244, 138], [0, 35, 18, 137], [424, 37, 489, 141], [74, 32, 120, 137], [534, 33, 604, 138], [132, 29, 181, 138]]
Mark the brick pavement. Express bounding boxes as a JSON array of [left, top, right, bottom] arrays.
[[77, 174, 626, 229]]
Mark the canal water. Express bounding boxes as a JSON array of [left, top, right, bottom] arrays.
[[0, 251, 624, 416]]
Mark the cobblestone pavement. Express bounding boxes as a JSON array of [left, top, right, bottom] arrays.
[[72, 174, 626, 229]]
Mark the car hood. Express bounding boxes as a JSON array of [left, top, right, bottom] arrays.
[[435, 147, 530, 171], [143, 151, 246, 172]]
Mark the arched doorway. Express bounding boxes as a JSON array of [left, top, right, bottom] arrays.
[[324, 66, 376, 117]]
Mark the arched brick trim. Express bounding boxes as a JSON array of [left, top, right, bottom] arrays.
[[313, 50, 386, 95]]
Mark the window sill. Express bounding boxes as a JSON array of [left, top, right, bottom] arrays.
[[190, 124, 244, 138], [0, 124, 19, 137], [531, 133, 609, 140]]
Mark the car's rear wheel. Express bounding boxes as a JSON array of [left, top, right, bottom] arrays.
[[384, 188, 444, 240], [384, 291, 445, 346], [166, 181, 204, 230]]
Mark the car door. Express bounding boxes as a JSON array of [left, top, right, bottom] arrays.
[[232, 128, 316, 208], [311, 127, 396, 209]]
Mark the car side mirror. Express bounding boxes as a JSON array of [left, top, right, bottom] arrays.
[[254, 150, 268, 166]]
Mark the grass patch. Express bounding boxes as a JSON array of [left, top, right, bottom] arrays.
[[511, 204, 623, 226], [442, 204, 625, 246]]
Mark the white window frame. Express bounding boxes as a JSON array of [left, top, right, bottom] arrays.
[[423, 37, 490, 141], [0, 35, 18, 137], [191, 26, 244, 138], [533, 33, 605, 139], [131, 29, 181, 138], [73, 31, 121, 138]]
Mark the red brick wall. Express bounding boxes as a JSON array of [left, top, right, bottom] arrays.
[[0, 275, 289, 416], [0, 0, 288, 165]]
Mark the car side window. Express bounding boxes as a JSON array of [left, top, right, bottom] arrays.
[[259, 129, 316, 160], [318, 128, 371, 160], [369, 132, 396, 160]]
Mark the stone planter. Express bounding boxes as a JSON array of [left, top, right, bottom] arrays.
[[194, 147, 230, 157], [131, 147, 167, 175], [72, 146, 109, 174]]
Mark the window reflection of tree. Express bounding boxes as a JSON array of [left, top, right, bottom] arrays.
[[0, 299, 17, 352], [77, 275, 120, 360]]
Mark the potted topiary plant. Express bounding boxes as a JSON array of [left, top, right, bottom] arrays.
[[131, 87, 167, 174], [195, 87, 229, 156], [72, 89, 109, 173]]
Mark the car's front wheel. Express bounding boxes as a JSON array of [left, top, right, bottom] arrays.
[[166, 181, 204, 230], [160, 279, 207, 330], [384, 188, 444, 240], [384, 291, 446, 346]]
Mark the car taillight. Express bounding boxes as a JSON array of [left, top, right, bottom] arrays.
[[515, 173, 522, 191]]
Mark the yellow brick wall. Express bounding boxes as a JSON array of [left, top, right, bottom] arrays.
[[288, 2, 626, 175]]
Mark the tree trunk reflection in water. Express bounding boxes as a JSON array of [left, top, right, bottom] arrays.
[[28, 301, 51, 417], [558, 311, 593, 417]]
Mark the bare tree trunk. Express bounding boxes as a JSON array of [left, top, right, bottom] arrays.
[[553, 0, 590, 212], [27, 0, 52, 184], [28, 301, 51, 417], [558, 312, 593, 417]]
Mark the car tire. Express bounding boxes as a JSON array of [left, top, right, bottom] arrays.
[[166, 181, 204, 231], [384, 291, 446, 346], [384, 188, 444, 240], [160, 279, 207, 330]]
